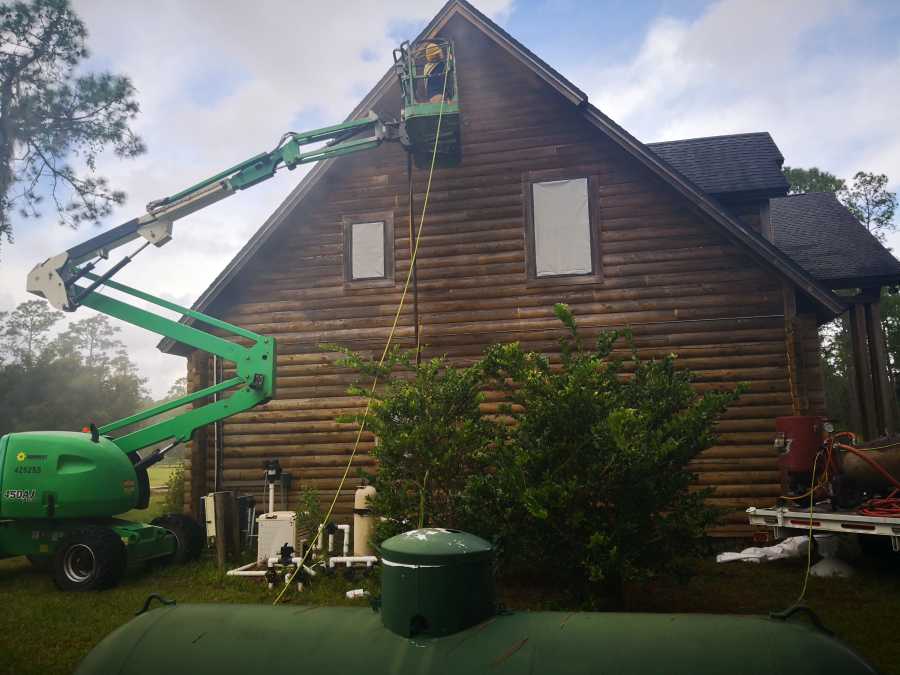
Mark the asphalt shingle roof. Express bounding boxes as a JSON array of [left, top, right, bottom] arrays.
[[647, 132, 789, 197], [771, 192, 900, 286]]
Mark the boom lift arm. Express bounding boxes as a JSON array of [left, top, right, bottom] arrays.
[[0, 39, 458, 590], [25, 113, 403, 464], [23, 37, 459, 469], [28, 113, 400, 313]]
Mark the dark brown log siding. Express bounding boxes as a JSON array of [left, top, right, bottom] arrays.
[[183, 16, 824, 535]]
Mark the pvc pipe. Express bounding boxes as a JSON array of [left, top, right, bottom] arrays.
[[328, 533, 335, 553], [337, 524, 351, 556], [328, 556, 378, 568], [228, 570, 267, 577], [226, 561, 268, 577], [268, 483, 275, 515]]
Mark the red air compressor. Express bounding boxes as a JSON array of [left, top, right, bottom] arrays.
[[774, 415, 831, 500], [774, 416, 900, 514]]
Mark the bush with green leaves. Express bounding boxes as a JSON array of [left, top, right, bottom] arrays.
[[329, 346, 504, 544], [296, 485, 326, 554], [330, 305, 742, 602], [480, 305, 743, 601]]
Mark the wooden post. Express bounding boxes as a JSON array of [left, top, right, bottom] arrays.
[[227, 493, 241, 557], [866, 298, 897, 435], [849, 302, 878, 439], [213, 491, 228, 570], [188, 351, 210, 519], [213, 490, 240, 570], [843, 312, 863, 435]]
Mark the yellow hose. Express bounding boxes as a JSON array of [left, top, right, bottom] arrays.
[[273, 57, 452, 605]]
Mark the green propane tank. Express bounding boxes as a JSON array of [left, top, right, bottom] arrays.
[[75, 529, 879, 675], [380, 528, 494, 637]]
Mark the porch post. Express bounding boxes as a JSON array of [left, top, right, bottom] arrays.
[[845, 287, 897, 439], [866, 297, 897, 435], [848, 301, 878, 439], [843, 312, 864, 435]]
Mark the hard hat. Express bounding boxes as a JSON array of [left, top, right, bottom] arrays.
[[425, 42, 443, 62]]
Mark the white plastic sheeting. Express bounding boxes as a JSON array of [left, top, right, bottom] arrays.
[[716, 536, 810, 564], [351, 221, 385, 279], [532, 178, 592, 277]]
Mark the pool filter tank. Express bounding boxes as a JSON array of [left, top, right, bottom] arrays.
[[353, 485, 377, 557], [75, 528, 878, 675]]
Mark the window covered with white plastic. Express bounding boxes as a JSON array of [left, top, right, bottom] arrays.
[[350, 221, 385, 280], [530, 178, 593, 277]]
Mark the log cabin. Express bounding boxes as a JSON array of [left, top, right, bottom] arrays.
[[160, 0, 900, 536]]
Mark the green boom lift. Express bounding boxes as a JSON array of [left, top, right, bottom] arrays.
[[0, 39, 459, 590]]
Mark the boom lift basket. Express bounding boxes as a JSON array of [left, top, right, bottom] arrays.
[[394, 38, 461, 168]]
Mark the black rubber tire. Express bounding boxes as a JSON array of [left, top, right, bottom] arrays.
[[26, 554, 53, 572], [52, 527, 126, 591], [150, 514, 204, 565]]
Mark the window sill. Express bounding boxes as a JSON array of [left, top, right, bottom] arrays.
[[525, 273, 604, 289], [343, 278, 397, 291]]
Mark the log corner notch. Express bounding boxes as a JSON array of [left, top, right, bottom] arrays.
[[846, 286, 898, 440]]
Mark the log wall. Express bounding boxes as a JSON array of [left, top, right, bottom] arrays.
[[183, 16, 826, 535]]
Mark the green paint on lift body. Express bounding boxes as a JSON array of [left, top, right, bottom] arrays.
[[0, 431, 176, 562]]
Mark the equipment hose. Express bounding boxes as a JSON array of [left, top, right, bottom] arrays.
[[273, 54, 452, 606]]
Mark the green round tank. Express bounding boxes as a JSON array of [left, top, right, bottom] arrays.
[[75, 528, 878, 674], [380, 528, 494, 637], [75, 603, 877, 675]]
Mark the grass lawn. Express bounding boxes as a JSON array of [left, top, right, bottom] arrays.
[[1, 533, 898, 674]]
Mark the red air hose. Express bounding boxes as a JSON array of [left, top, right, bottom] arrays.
[[858, 490, 900, 517]]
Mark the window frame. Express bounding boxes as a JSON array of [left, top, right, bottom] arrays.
[[342, 211, 395, 287], [523, 170, 602, 283]]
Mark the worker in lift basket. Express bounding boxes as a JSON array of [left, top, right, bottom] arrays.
[[422, 42, 451, 103]]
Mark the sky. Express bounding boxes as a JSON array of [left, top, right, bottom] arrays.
[[2, 0, 900, 398]]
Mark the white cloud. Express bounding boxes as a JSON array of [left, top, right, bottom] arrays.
[[578, 0, 900, 250], [582, 0, 899, 182], [0, 0, 513, 398]]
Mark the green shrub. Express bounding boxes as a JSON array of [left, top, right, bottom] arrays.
[[330, 305, 742, 603], [481, 304, 743, 602], [296, 486, 325, 549], [329, 346, 504, 544], [163, 464, 185, 513]]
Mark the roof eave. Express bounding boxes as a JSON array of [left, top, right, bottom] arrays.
[[713, 187, 789, 203], [821, 273, 900, 290]]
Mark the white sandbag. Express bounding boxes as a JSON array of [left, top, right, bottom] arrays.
[[716, 536, 810, 564]]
